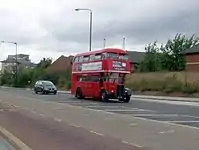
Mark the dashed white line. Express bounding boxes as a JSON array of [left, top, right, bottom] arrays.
[[159, 130, 174, 134], [53, 118, 62, 122], [133, 114, 179, 117], [105, 109, 146, 112], [69, 123, 81, 128], [168, 120, 199, 123], [90, 130, 104, 136], [122, 140, 143, 148], [39, 113, 46, 117], [129, 123, 137, 127]]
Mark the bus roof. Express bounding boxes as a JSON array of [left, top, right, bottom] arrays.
[[75, 48, 127, 57]]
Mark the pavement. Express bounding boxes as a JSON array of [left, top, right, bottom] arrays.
[[0, 87, 199, 150]]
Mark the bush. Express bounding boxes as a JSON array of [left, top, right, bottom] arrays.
[[125, 73, 199, 94], [181, 82, 199, 94]]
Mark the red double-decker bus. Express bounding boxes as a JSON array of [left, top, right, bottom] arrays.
[[71, 48, 132, 102]]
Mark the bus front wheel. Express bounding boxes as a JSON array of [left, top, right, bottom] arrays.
[[123, 95, 131, 103], [76, 88, 83, 99]]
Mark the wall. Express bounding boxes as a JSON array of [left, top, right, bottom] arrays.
[[186, 54, 199, 72]]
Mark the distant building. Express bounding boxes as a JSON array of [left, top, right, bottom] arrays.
[[47, 55, 74, 73], [127, 51, 145, 72], [1, 54, 36, 73], [184, 44, 199, 72]]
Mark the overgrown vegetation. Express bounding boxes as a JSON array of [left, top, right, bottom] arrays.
[[0, 58, 71, 90], [125, 73, 199, 94], [139, 34, 199, 72], [127, 33, 199, 94]]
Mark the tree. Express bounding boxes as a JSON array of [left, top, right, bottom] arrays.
[[140, 41, 161, 72], [139, 33, 199, 72], [36, 58, 52, 69], [162, 34, 199, 71]]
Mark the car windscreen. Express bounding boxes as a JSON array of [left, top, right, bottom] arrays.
[[43, 81, 54, 86]]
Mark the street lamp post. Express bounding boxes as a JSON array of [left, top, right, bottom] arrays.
[[1, 41, 18, 86], [75, 8, 92, 51], [122, 36, 126, 49]]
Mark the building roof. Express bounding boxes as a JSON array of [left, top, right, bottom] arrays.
[[183, 44, 199, 54], [47, 55, 72, 72], [127, 51, 145, 63]]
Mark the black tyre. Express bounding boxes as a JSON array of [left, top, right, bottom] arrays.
[[76, 88, 83, 99], [42, 90, 46, 95], [35, 90, 38, 94], [100, 90, 108, 102], [54, 91, 57, 95], [123, 95, 131, 103]]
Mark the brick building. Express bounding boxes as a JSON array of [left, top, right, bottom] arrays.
[[184, 44, 199, 72], [47, 55, 73, 73]]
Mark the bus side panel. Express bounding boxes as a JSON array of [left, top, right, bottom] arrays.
[[71, 74, 77, 95], [87, 82, 101, 99]]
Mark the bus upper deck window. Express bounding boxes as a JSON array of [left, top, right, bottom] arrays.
[[107, 53, 118, 59], [119, 54, 129, 61]]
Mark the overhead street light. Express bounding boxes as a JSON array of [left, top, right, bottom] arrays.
[[75, 8, 93, 51], [1, 41, 18, 86]]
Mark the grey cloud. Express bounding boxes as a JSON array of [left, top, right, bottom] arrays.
[[1, 0, 199, 59]]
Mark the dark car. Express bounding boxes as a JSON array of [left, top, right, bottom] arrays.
[[34, 80, 57, 95]]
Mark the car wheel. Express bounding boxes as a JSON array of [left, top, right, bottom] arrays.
[[53, 91, 57, 95]]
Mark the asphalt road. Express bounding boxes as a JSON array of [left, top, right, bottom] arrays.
[[3, 87, 199, 128], [1, 87, 199, 150], [0, 103, 139, 150]]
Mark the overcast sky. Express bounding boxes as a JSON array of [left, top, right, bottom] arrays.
[[0, 0, 199, 63]]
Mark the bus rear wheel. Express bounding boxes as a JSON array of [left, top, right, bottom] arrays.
[[100, 90, 108, 102], [76, 88, 83, 99]]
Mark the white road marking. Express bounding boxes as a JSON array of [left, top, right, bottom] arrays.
[[168, 120, 199, 123], [13, 105, 19, 108], [90, 130, 104, 136], [39, 113, 46, 117], [53, 118, 62, 122], [134, 116, 199, 130], [134, 97, 199, 107], [129, 123, 137, 127], [159, 130, 174, 134], [105, 109, 150, 112], [0, 108, 4, 112], [69, 123, 81, 128], [133, 114, 179, 117], [122, 140, 143, 148], [87, 105, 125, 108]]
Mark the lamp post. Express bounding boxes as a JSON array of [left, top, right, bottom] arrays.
[[103, 38, 106, 48], [122, 36, 126, 49], [75, 8, 92, 51], [1, 41, 18, 86]]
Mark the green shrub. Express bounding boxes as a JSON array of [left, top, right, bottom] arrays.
[[181, 82, 199, 94], [125, 73, 199, 94]]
